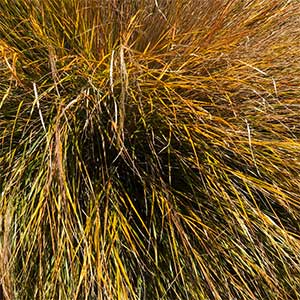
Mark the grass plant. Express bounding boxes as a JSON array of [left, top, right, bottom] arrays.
[[1, 0, 300, 299]]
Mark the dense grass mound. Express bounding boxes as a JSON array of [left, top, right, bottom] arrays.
[[1, 0, 300, 299]]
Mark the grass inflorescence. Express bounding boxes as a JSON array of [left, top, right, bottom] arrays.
[[1, 0, 300, 299]]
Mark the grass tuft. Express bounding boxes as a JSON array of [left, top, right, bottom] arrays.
[[1, 1, 300, 299]]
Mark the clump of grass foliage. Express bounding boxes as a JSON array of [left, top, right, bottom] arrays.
[[1, 0, 300, 299]]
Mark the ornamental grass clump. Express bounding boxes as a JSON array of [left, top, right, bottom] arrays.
[[1, 0, 300, 299]]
